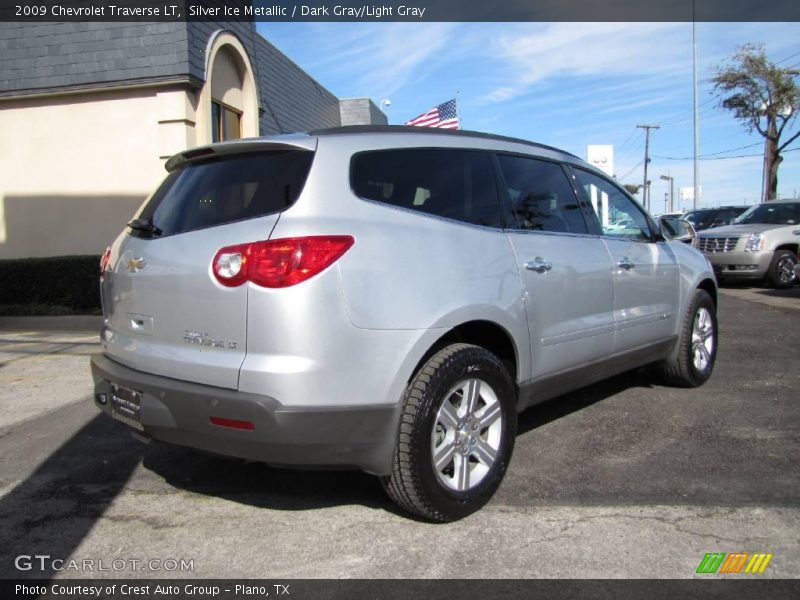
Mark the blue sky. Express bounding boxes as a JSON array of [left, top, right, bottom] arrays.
[[257, 22, 800, 212]]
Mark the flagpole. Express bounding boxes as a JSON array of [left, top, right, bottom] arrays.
[[456, 90, 462, 130]]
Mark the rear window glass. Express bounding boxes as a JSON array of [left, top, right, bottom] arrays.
[[350, 149, 502, 228], [133, 150, 313, 238]]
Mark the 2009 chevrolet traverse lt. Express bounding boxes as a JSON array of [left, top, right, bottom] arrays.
[[92, 126, 718, 521]]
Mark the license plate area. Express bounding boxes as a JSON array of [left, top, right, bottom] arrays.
[[110, 383, 143, 431]]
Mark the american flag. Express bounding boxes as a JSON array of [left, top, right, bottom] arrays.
[[405, 99, 460, 129]]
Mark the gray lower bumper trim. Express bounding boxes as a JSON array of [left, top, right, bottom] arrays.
[[90, 353, 399, 475]]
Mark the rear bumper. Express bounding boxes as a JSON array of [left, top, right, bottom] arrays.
[[90, 353, 399, 475]]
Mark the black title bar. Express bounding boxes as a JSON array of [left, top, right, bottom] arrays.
[[1, 0, 799, 22]]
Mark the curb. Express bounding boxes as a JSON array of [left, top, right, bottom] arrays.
[[0, 315, 103, 332]]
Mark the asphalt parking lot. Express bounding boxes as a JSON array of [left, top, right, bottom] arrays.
[[0, 287, 798, 580]]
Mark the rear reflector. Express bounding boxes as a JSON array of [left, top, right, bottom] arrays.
[[209, 416, 256, 431], [212, 235, 354, 288]]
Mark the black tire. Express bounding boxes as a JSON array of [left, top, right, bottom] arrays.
[[382, 343, 517, 522], [765, 250, 797, 289], [660, 289, 718, 388]]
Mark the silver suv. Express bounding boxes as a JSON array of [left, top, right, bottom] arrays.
[[91, 126, 718, 521], [697, 200, 800, 288]]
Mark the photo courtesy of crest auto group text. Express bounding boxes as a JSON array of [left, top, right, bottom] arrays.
[[0, 0, 798, 597]]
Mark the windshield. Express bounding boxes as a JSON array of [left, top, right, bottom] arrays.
[[734, 202, 800, 225]]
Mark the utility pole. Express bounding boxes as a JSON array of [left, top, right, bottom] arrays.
[[692, 19, 700, 209], [660, 174, 674, 213], [638, 124, 660, 211]]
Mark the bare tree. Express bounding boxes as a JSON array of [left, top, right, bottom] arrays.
[[711, 44, 800, 201]]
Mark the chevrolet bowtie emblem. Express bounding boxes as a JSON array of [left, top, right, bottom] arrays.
[[127, 257, 147, 272]]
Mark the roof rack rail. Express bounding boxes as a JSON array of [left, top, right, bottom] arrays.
[[308, 125, 580, 160]]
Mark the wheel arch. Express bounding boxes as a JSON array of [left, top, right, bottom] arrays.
[[774, 243, 799, 255], [697, 277, 718, 307], [408, 320, 520, 387]]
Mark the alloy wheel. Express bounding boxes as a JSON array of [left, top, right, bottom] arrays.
[[776, 256, 796, 285], [431, 378, 503, 492], [691, 307, 715, 373]]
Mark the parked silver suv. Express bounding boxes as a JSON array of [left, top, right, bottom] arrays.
[[698, 200, 800, 288], [91, 126, 718, 521]]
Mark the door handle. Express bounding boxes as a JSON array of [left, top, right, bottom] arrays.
[[525, 257, 552, 273], [617, 257, 635, 270]]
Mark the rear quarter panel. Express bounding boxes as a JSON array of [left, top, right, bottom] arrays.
[[270, 135, 531, 381]]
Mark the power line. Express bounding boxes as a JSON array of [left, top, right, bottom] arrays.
[[693, 141, 763, 157], [616, 132, 645, 164], [660, 96, 718, 126], [661, 104, 721, 128], [703, 142, 763, 155], [777, 50, 800, 64], [616, 128, 641, 155], [653, 146, 800, 161], [617, 160, 644, 181]]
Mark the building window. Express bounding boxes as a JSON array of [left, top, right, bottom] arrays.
[[211, 100, 242, 143]]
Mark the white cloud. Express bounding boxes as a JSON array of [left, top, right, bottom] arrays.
[[264, 23, 457, 99], [478, 22, 690, 104]]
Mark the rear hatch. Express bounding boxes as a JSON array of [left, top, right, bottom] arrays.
[[100, 139, 315, 389]]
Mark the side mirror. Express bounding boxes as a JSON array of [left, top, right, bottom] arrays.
[[660, 217, 698, 248]]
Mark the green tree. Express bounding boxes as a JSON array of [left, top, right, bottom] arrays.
[[711, 44, 800, 201], [623, 183, 642, 196]]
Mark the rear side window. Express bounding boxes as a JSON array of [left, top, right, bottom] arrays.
[[351, 149, 502, 228], [133, 150, 313, 238], [495, 155, 587, 234]]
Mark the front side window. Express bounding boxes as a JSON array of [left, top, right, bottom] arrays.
[[350, 148, 502, 228], [495, 155, 587, 233], [573, 168, 652, 240]]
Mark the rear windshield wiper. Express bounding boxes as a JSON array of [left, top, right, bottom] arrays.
[[127, 218, 163, 237]]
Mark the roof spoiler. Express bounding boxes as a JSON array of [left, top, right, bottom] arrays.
[[165, 134, 317, 172]]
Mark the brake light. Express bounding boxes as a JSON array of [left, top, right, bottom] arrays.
[[100, 246, 112, 276], [212, 236, 354, 288]]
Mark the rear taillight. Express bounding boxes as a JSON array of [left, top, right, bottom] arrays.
[[100, 246, 112, 276], [212, 236, 354, 288]]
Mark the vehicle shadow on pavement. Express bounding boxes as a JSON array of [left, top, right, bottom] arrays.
[[0, 415, 143, 579], [517, 368, 655, 436], [141, 443, 394, 514], [718, 280, 799, 294], [752, 286, 800, 299], [141, 370, 657, 518], [0, 372, 661, 556]]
